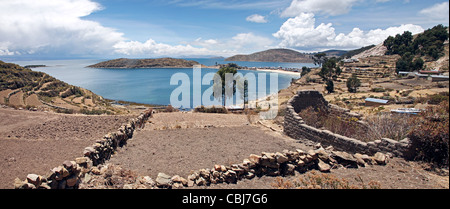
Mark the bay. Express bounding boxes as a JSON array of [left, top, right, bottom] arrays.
[[12, 59, 315, 107]]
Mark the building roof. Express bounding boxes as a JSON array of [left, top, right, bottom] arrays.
[[391, 108, 421, 115], [365, 98, 389, 104]]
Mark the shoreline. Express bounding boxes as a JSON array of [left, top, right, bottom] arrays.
[[254, 68, 301, 76]]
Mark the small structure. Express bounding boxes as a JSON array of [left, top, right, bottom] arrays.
[[431, 75, 449, 82], [365, 98, 389, 107], [391, 108, 421, 115], [419, 70, 441, 75]]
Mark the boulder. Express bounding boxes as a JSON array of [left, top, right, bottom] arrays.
[[374, 152, 388, 165], [275, 152, 289, 164], [318, 159, 331, 172], [316, 149, 331, 162], [155, 173, 172, 188], [26, 174, 42, 187], [331, 151, 358, 168], [66, 175, 78, 187]]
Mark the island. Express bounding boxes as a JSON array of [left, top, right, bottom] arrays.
[[87, 58, 204, 69]]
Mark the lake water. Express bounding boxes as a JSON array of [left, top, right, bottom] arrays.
[[12, 59, 316, 107]]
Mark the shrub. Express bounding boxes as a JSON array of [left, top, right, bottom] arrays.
[[408, 101, 449, 166], [272, 171, 381, 189], [194, 105, 228, 114]]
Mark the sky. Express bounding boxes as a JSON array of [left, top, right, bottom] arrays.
[[0, 0, 449, 59]]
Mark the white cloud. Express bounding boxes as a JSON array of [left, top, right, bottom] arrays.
[[281, 0, 360, 17], [113, 39, 211, 57], [114, 33, 274, 57], [246, 14, 268, 23], [419, 2, 449, 24], [0, 0, 125, 56], [273, 13, 424, 51]]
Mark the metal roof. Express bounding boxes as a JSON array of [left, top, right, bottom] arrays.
[[365, 98, 389, 104]]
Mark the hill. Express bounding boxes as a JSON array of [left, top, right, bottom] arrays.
[[0, 60, 124, 114], [321, 49, 349, 58], [225, 49, 314, 63], [88, 58, 202, 69]]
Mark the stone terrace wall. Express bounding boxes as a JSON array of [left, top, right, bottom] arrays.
[[14, 109, 153, 189], [284, 90, 411, 157]]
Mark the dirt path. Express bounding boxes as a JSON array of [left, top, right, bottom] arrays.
[[0, 107, 134, 189]]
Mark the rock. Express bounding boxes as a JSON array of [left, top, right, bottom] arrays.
[[155, 173, 172, 188], [316, 149, 331, 162], [195, 177, 207, 186], [123, 184, 133, 189], [244, 172, 255, 179], [187, 180, 195, 187], [249, 154, 261, 164], [331, 151, 358, 168], [188, 173, 198, 181], [260, 154, 278, 168], [374, 152, 388, 165], [275, 152, 289, 164], [137, 176, 154, 186], [63, 160, 74, 170], [66, 175, 78, 187], [315, 143, 323, 149], [306, 150, 318, 162], [171, 175, 187, 186], [282, 164, 296, 175], [83, 147, 95, 156], [26, 174, 42, 187], [318, 159, 331, 172], [199, 169, 210, 179], [14, 178, 28, 189], [91, 167, 102, 175], [214, 165, 222, 171], [61, 167, 70, 178], [75, 157, 88, 165], [353, 153, 368, 167]]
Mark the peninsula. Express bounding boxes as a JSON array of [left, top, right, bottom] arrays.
[[88, 58, 203, 69], [226, 48, 314, 63]]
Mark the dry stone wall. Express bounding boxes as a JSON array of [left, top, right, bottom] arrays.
[[284, 90, 412, 158], [14, 109, 153, 189], [78, 146, 390, 189]]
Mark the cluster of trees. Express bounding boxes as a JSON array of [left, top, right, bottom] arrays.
[[384, 24, 448, 60], [313, 53, 361, 94], [383, 24, 448, 72]]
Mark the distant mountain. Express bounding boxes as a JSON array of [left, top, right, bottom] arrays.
[[88, 58, 203, 68], [225, 49, 314, 63], [320, 50, 349, 57]]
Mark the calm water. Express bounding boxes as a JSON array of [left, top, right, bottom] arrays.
[[12, 59, 315, 106]]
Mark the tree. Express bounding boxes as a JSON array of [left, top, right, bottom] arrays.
[[346, 73, 361, 93], [301, 66, 311, 77], [325, 80, 334, 93], [313, 52, 327, 67], [213, 66, 238, 106]]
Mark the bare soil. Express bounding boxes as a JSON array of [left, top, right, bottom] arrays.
[[0, 107, 134, 189], [105, 112, 448, 189], [1, 109, 448, 189]]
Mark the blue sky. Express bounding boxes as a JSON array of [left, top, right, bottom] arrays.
[[0, 0, 448, 59]]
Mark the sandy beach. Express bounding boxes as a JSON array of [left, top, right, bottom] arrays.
[[255, 68, 301, 76]]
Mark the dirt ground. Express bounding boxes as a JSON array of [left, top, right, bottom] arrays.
[[1, 109, 448, 189], [0, 107, 134, 189], [105, 112, 448, 189]]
